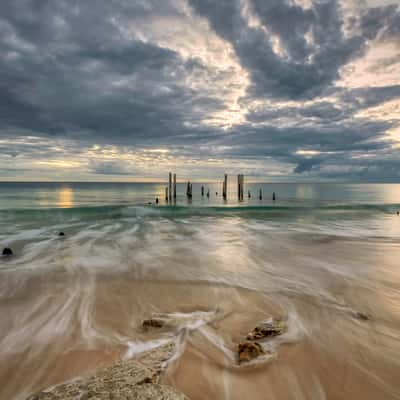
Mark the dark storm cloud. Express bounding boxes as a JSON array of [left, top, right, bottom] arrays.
[[0, 0, 399, 181], [361, 3, 400, 38], [293, 155, 400, 183], [0, 0, 226, 144], [187, 0, 398, 100], [245, 85, 400, 125], [293, 158, 323, 174], [217, 120, 392, 158], [338, 85, 400, 110]]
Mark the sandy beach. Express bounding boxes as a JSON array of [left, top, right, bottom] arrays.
[[1, 228, 400, 400], [1, 183, 400, 399]]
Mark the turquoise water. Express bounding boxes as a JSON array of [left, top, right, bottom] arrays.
[[1, 182, 400, 208], [1, 182, 400, 230], [1, 182, 400, 248], [1, 182, 400, 250]]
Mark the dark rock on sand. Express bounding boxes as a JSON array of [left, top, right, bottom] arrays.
[[142, 318, 165, 330], [26, 342, 188, 400], [246, 319, 286, 341], [237, 318, 286, 364], [354, 311, 370, 321], [238, 341, 264, 363], [2, 247, 13, 256]]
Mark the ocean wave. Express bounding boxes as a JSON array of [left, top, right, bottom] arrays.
[[0, 202, 399, 221]]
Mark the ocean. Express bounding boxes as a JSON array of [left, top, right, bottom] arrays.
[[1, 182, 400, 399]]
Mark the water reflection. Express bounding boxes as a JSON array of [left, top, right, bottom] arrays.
[[2, 182, 400, 210], [295, 184, 316, 200], [58, 187, 74, 208], [380, 183, 400, 205]]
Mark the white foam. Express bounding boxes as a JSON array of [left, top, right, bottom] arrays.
[[124, 338, 172, 359]]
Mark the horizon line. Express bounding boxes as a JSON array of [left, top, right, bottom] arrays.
[[0, 180, 400, 185]]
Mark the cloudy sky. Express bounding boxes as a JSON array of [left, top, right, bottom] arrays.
[[1, 0, 399, 181]]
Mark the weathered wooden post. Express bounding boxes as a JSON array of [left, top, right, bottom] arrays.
[[207, 188, 210, 198], [273, 192, 276, 201], [259, 188, 262, 200], [223, 174, 227, 200], [201, 185, 204, 196], [168, 172, 172, 201], [165, 187, 169, 202], [248, 190, 251, 198], [186, 182, 192, 198], [237, 174, 244, 201], [173, 174, 177, 199]]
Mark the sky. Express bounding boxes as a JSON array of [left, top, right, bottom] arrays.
[[0, 0, 399, 182]]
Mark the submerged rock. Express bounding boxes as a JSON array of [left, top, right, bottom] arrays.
[[58, 232, 65, 237], [2, 247, 13, 256], [238, 341, 264, 363], [142, 318, 165, 330], [246, 319, 286, 341], [25, 342, 188, 400]]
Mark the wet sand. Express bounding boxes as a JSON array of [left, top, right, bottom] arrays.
[[1, 210, 400, 400], [1, 262, 400, 400]]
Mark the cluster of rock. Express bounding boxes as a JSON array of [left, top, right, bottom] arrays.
[[142, 318, 166, 330], [25, 315, 288, 399], [142, 315, 287, 365], [26, 342, 188, 400], [237, 318, 286, 364]]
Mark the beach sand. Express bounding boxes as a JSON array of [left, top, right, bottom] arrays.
[[1, 263, 399, 400]]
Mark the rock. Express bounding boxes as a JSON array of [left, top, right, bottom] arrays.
[[58, 232, 65, 237], [246, 319, 286, 341], [136, 342, 176, 373], [354, 311, 370, 321], [28, 361, 157, 400], [25, 342, 187, 400], [129, 383, 189, 399], [142, 318, 165, 330], [238, 341, 264, 363], [2, 247, 13, 256]]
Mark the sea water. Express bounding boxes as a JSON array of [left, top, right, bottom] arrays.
[[0, 182, 400, 399]]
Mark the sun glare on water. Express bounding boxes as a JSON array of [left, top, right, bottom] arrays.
[[58, 187, 74, 208]]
